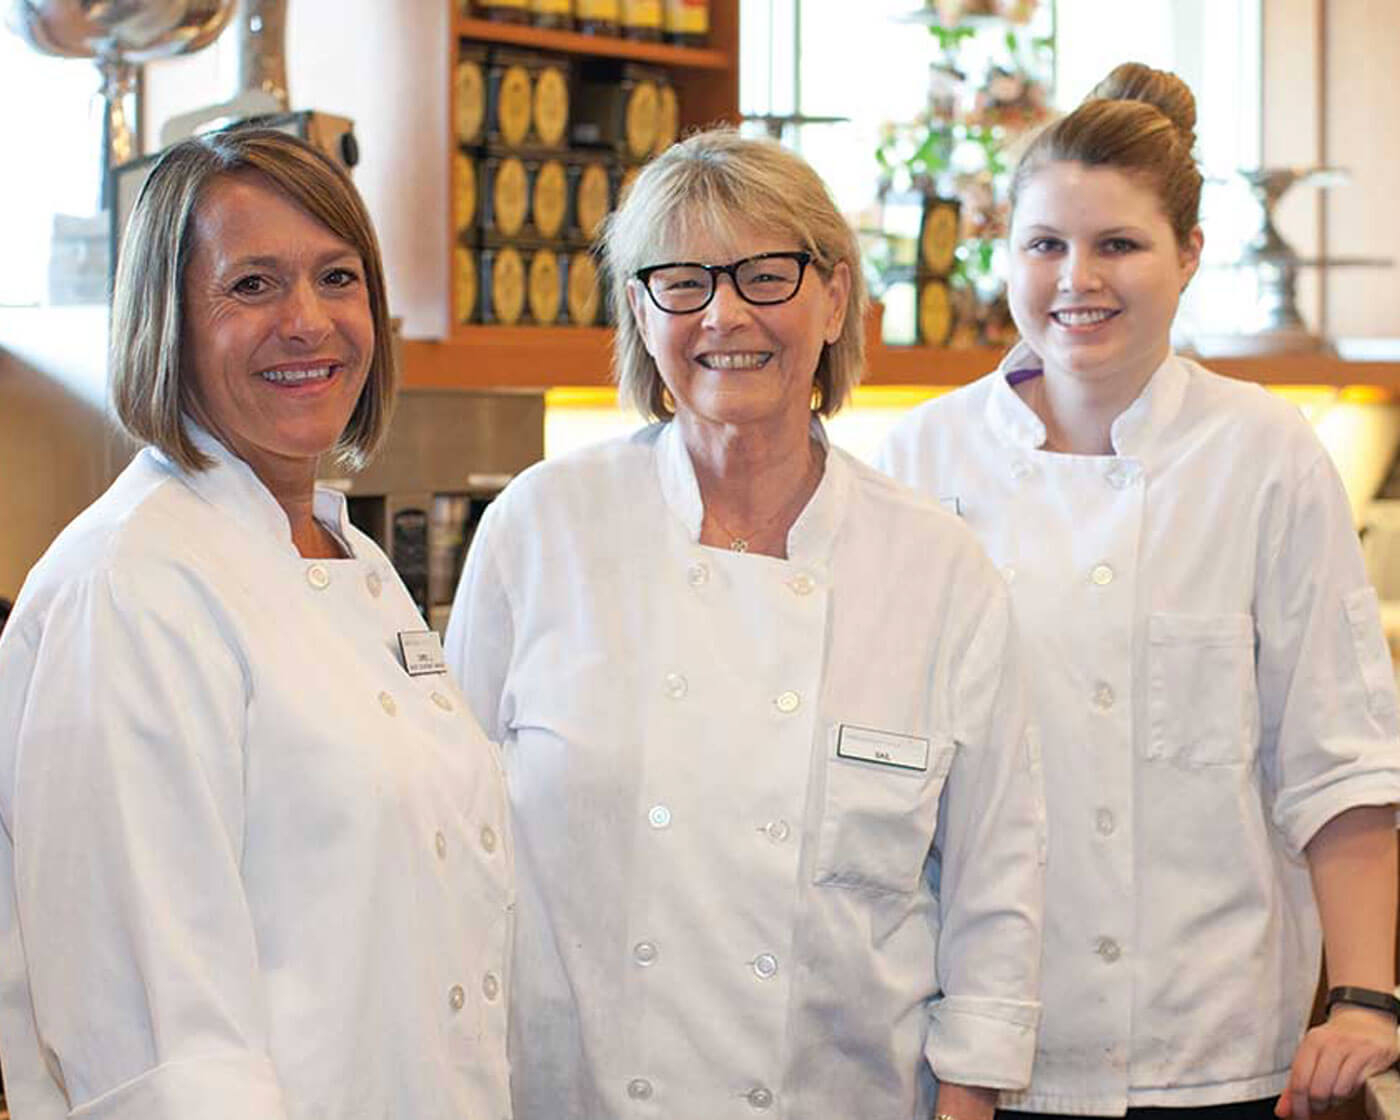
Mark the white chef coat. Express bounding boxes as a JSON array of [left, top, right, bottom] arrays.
[[876, 344, 1400, 1115], [0, 428, 513, 1120], [445, 419, 1045, 1120]]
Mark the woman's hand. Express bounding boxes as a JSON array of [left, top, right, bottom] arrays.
[[934, 1081, 997, 1120], [1275, 1005, 1399, 1119]]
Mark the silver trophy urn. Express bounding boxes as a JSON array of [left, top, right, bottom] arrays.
[[6, 0, 237, 206]]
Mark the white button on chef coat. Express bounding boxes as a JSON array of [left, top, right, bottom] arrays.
[[482, 972, 501, 1001], [877, 343, 1400, 1115], [1095, 937, 1121, 963], [379, 690, 398, 717], [627, 1077, 653, 1101], [773, 690, 800, 714], [747, 1085, 775, 1109], [431, 691, 454, 712], [648, 804, 672, 828], [365, 569, 383, 597], [306, 562, 330, 590], [664, 672, 688, 700], [446, 419, 1045, 1120], [687, 562, 709, 588], [0, 428, 513, 1120], [788, 572, 816, 596], [633, 941, 658, 966]]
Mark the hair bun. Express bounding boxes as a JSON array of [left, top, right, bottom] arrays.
[[1090, 62, 1197, 151]]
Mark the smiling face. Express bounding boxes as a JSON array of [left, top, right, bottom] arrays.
[[626, 218, 849, 440], [1009, 160, 1202, 393], [181, 171, 374, 490]]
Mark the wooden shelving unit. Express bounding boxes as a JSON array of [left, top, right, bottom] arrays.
[[454, 16, 731, 70]]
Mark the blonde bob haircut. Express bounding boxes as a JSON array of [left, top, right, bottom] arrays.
[[110, 127, 395, 473], [602, 127, 868, 421]]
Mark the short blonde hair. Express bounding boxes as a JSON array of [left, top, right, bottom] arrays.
[[601, 128, 868, 420], [1012, 62, 1202, 248], [110, 127, 395, 472]]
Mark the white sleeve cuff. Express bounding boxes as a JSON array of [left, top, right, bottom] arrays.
[[70, 1053, 288, 1120], [926, 995, 1041, 1091]]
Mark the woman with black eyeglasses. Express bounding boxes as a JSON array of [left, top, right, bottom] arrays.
[[444, 127, 1046, 1120]]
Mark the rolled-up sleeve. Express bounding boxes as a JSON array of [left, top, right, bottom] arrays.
[[927, 571, 1046, 1089], [6, 559, 289, 1120], [1256, 451, 1400, 855]]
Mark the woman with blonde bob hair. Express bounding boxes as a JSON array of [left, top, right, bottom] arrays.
[[447, 126, 1046, 1120], [880, 63, 1400, 1120], [0, 128, 513, 1120]]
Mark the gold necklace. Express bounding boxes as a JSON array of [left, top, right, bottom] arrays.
[[705, 445, 824, 554]]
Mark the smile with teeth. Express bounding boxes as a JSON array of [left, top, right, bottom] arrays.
[[259, 363, 336, 384], [1052, 308, 1118, 327], [697, 351, 772, 371]]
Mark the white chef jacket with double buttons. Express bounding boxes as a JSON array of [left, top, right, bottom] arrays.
[[0, 428, 513, 1120], [445, 419, 1045, 1120], [876, 344, 1400, 1115]]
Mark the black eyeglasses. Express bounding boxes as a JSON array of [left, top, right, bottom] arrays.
[[634, 251, 813, 314]]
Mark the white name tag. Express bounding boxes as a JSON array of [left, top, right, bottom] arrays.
[[398, 630, 447, 677], [836, 724, 930, 772]]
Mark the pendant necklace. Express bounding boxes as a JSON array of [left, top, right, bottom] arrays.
[[705, 446, 824, 554]]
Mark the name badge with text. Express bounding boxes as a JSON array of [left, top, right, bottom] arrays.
[[398, 630, 447, 677], [836, 724, 930, 772]]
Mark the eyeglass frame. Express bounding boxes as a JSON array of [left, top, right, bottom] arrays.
[[632, 250, 815, 314]]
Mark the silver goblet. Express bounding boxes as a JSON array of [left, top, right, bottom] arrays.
[[6, 0, 237, 206]]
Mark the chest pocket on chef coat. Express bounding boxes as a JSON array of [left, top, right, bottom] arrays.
[[1148, 613, 1258, 767], [813, 731, 955, 895]]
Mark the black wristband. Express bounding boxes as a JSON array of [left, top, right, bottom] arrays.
[[1325, 985, 1400, 1021]]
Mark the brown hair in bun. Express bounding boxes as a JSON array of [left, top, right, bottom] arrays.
[[1011, 61, 1203, 247]]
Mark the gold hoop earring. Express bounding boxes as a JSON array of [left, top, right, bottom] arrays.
[[661, 386, 676, 413]]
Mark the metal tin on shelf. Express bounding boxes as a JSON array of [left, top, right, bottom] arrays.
[[453, 151, 479, 235], [454, 245, 480, 325], [480, 151, 532, 237], [917, 276, 955, 346], [532, 156, 569, 239], [569, 154, 615, 241], [454, 44, 487, 147], [527, 245, 564, 325], [473, 0, 530, 22], [532, 59, 571, 148], [919, 197, 960, 277], [572, 61, 662, 160], [486, 55, 534, 147], [480, 243, 529, 324], [620, 0, 662, 40], [530, 0, 573, 29], [563, 247, 606, 325], [576, 0, 620, 35], [653, 78, 678, 155], [663, 0, 708, 45]]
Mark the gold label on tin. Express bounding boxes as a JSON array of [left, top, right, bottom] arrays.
[[576, 0, 621, 16], [533, 66, 570, 148], [576, 162, 610, 238], [532, 0, 571, 12], [454, 247, 478, 324], [920, 202, 959, 275], [654, 84, 678, 154], [919, 279, 953, 345], [528, 250, 561, 325], [455, 60, 485, 145], [663, 0, 708, 32], [453, 153, 478, 231], [624, 81, 659, 159], [494, 157, 529, 236], [621, 0, 662, 27], [497, 65, 532, 146], [533, 160, 568, 239], [493, 248, 526, 325], [567, 251, 600, 324]]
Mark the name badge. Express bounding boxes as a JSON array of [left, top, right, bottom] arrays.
[[836, 724, 929, 772], [398, 630, 447, 677]]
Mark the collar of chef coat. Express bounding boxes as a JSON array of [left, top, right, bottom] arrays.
[[151, 421, 358, 557], [985, 340, 1189, 460], [653, 416, 851, 565]]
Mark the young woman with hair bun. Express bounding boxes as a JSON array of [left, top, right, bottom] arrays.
[[880, 62, 1400, 1120]]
